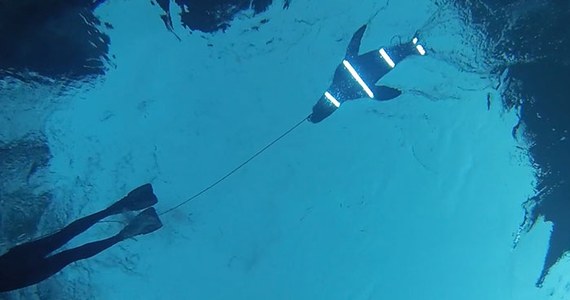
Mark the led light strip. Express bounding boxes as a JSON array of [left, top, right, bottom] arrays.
[[378, 48, 395, 68], [324, 91, 341, 107], [342, 60, 374, 98], [415, 44, 426, 55], [412, 37, 426, 55]]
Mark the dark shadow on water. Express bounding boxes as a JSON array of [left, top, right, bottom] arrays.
[[453, 0, 570, 287], [0, 0, 110, 81], [154, 0, 290, 34]]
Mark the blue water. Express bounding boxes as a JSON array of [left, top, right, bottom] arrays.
[[1, 0, 569, 299]]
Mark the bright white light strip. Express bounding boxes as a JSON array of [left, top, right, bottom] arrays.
[[324, 91, 341, 108], [415, 44, 426, 55], [412, 37, 418, 44], [378, 48, 395, 68], [342, 60, 374, 98]]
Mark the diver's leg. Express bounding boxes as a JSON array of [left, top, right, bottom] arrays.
[[21, 234, 125, 287], [41, 207, 163, 275], [16, 208, 116, 257], [0, 244, 44, 292], [0, 217, 119, 292], [16, 184, 157, 257], [0, 207, 163, 291], [44, 234, 122, 269]]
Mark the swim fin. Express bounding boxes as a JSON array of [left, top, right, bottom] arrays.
[[108, 183, 158, 213], [119, 207, 163, 240]]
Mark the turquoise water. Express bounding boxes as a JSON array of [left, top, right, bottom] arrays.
[[1, 0, 569, 299]]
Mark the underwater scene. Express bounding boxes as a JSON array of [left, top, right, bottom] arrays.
[[1, 0, 569, 299]]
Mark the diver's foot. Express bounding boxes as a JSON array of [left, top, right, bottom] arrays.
[[108, 184, 158, 213], [119, 207, 163, 240]]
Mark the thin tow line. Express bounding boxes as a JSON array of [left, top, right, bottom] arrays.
[[159, 114, 310, 216]]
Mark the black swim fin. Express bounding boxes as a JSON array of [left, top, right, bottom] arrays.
[[119, 207, 163, 240], [108, 184, 158, 213]]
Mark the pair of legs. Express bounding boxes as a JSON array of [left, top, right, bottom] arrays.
[[0, 184, 162, 292]]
